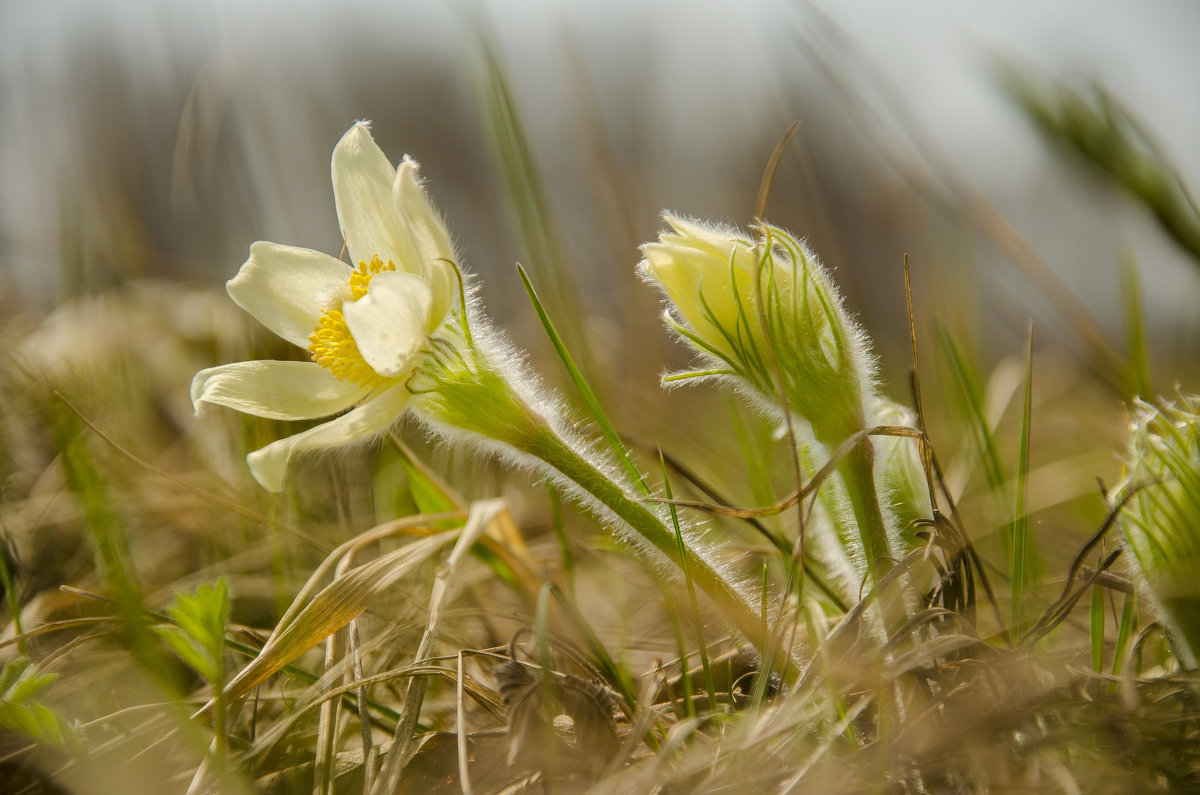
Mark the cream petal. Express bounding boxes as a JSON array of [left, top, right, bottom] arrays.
[[341, 271, 433, 378], [331, 122, 421, 273], [662, 213, 747, 259], [191, 360, 370, 420], [228, 242, 352, 348], [394, 157, 457, 325], [246, 382, 411, 491]]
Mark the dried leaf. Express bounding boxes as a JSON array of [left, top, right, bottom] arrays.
[[218, 530, 458, 704]]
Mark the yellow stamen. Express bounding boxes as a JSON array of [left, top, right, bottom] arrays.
[[307, 255, 397, 386], [349, 254, 396, 300]]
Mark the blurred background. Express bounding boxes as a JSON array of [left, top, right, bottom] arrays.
[[2, 6, 1200, 788], [2, 0, 1199, 540], [4, 0, 1199, 352]]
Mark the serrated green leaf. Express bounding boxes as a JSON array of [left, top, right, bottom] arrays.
[[6, 662, 56, 704], [156, 627, 216, 682], [156, 578, 230, 685], [0, 658, 77, 750]]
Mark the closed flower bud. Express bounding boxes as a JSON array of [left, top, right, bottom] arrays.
[[641, 214, 899, 598], [1117, 394, 1200, 669], [639, 215, 876, 449]]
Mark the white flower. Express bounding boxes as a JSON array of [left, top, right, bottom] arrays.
[[191, 122, 458, 491]]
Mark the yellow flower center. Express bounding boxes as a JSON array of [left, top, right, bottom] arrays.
[[308, 255, 396, 387]]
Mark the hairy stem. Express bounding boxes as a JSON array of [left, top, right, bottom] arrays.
[[520, 426, 782, 668], [836, 439, 893, 587]]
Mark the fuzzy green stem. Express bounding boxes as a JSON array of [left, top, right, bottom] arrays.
[[419, 351, 787, 667], [520, 426, 780, 667], [835, 439, 893, 588], [825, 433, 907, 640]]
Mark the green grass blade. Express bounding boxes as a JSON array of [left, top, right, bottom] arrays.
[[547, 482, 575, 597], [750, 563, 774, 708], [1011, 325, 1034, 632], [1119, 247, 1153, 400], [473, 26, 588, 360], [0, 536, 26, 657], [518, 264, 651, 496], [549, 584, 637, 709], [1001, 65, 1200, 267], [1111, 592, 1137, 676], [935, 319, 1006, 492], [52, 400, 186, 695], [1090, 582, 1105, 671], [660, 453, 716, 714], [729, 398, 777, 508]]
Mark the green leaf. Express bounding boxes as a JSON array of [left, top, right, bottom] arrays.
[[0, 658, 77, 750], [155, 578, 230, 685]]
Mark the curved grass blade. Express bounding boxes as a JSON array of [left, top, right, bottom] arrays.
[[218, 531, 459, 704], [517, 264, 650, 497], [472, 24, 587, 362]]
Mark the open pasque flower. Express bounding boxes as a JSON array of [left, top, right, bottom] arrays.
[[191, 122, 458, 491]]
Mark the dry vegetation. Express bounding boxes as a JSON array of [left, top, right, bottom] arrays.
[[2, 14, 1200, 795]]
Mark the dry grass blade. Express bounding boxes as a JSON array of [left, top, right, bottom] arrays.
[[53, 391, 324, 552], [242, 663, 508, 766], [650, 424, 925, 518], [457, 651, 472, 795], [780, 694, 872, 792], [755, 120, 801, 222], [273, 510, 464, 634], [886, 634, 984, 678], [373, 498, 508, 794], [216, 530, 459, 705]]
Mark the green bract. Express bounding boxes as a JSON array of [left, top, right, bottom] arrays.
[[1117, 394, 1200, 669]]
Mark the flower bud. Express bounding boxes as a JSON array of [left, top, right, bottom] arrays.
[[871, 398, 932, 539], [1117, 394, 1200, 669], [639, 215, 875, 448]]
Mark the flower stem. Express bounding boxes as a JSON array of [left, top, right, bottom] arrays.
[[520, 425, 780, 667], [829, 435, 910, 639], [836, 438, 893, 588]]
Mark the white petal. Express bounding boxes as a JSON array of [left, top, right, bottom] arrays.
[[191, 360, 370, 420], [394, 157, 457, 325], [341, 271, 433, 378], [228, 242, 352, 348], [331, 122, 420, 273], [246, 382, 411, 491]]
